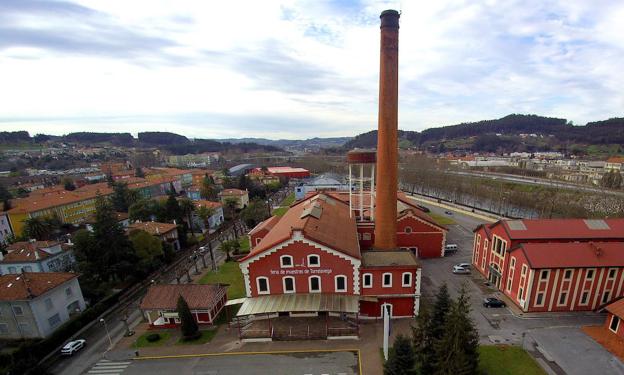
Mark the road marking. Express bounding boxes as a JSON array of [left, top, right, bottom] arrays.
[[134, 348, 361, 360], [87, 360, 130, 375]]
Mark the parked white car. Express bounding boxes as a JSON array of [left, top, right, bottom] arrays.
[[61, 339, 86, 356], [452, 265, 470, 274], [455, 263, 471, 269]]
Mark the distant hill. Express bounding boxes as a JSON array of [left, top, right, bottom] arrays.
[[217, 137, 352, 150], [343, 114, 624, 155]]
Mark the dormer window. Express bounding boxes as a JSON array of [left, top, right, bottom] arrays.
[[280, 255, 293, 268]]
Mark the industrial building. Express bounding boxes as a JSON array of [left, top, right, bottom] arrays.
[[472, 218, 624, 312]]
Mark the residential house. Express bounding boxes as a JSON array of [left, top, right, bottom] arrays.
[[128, 221, 180, 250], [0, 241, 74, 275], [0, 272, 86, 339], [191, 200, 224, 233], [218, 189, 249, 210], [0, 213, 12, 245]]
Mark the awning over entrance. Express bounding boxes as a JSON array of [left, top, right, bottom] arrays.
[[237, 294, 360, 316]]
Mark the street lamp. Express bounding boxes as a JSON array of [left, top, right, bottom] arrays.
[[100, 318, 113, 350]]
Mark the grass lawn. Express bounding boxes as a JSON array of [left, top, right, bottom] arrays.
[[280, 192, 295, 206], [272, 206, 288, 216], [238, 236, 250, 253], [430, 213, 456, 225], [176, 329, 217, 345], [197, 261, 245, 299], [479, 345, 545, 375], [135, 332, 172, 348]]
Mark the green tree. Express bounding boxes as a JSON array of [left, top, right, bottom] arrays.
[[164, 191, 183, 222], [240, 198, 269, 227], [62, 177, 76, 191], [23, 216, 60, 240], [179, 198, 196, 238], [224, 197, 239, 220], [196, 206, 215, 229], [129, 199, 159, 222], [135, 167, 145, 178], [384, 334, 416, 375], [429, 283, 451, 341], [221, 239, 233, 262], [0, 183, 11, 211], [110, 182, 138, 212], [412, 304, 433, 374], [129, 229, 163, 273], [177, 295, 199, 339], [433, 287, 479, 375], [200, 176, 217, 200]]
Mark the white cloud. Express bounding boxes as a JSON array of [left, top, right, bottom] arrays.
[[0, 0, 622, 139]]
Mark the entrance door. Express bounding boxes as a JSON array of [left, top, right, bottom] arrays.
[[381, 303, 393, 319]]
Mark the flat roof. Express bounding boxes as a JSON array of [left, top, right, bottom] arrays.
[[361, 250, 419, 267], [237, 294, 359, 316]]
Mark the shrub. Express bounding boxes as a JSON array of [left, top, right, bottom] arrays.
[[146, 333, 161, 342]]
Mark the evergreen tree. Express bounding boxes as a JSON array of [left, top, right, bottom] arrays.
[[412, 304, 433, 374], [135, 167, 145, 178], [179, 198, 196, 238], [62, 177, 76, 191], [433, 287, 479, 375], [110, 182, 137, 212], [384, 334, 416, 375], [164, 191, 183, 222], [429, 283, 451, 341], [177, 295, 199, 339], [200, 176, 217, 200]]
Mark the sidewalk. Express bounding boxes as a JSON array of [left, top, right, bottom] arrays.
[[405, 194, 500, 223], [113, 318, 415, 374]]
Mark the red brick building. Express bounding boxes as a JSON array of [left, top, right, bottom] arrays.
[[472, 219, 624, 312], [605, 298, 624, 340], [239, 193, 421, 319], [140, 284, 227, 328], [250, 167, 311, 179]]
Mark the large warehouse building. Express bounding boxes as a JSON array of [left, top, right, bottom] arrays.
[[472, 218, 624, 312]]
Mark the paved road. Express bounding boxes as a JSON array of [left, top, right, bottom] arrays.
[[85, 351, 359, 375]]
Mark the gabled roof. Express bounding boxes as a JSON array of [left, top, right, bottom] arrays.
[[219, 189, 247, 196], [249, 215, 281, 236], [128, 221, 177, 236], [511, 242, 624, 269], [241, 193, 360, 260], [0, 272, 77, 301], [361, 250, 419, 268], [397, 193, 448, 231], [606, 298, 624, 318], [2, 241, 69, 264], [606, 157, 624, 164], [498, 219, 624, 240], [194, 200, 222, 210], [140, 284, 226, 310]]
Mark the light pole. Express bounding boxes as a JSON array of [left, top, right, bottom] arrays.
[[100, 318, 113, 350]]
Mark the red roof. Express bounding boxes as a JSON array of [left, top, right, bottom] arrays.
[[496, 219, 624, 240], [128, 221, 178, 236], [2, 241, 68, 264], [249, 215, 281, 236], [606, 298, 624, 318], [241, 193, 360, 260], [194, 200, 222, 210], [512, 242, 624, 269], [606, 157, 624, 164], [0, 272, 77, 301], [219, 189, 247, 196], [140, 284, 226, 310]]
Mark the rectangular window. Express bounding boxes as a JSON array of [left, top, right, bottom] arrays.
[[65, 287, 73, 298], [283, 277, 295, 293], [564, 269, 572, 280], [580, 291, 589, 305], [257, 278, 269, 294], [0, 323, 8, 335], [587, 269, 595, 280], [45, 298, 54, 311], [510, 257, 516, 268], [335, 276, 347, 292], [518, 287, 524, 300], [610, 316, 620, 333], [540, 270, 549, 281], [12, 306, 23, 316], [536, 292, 544, 306], [602, 291, 611, 304], [308, 255, 320, 267], [402, 273, 412, 287], [309, 277, 320, 292], [280, 256, 293, 268], [521, 265, 528, 277], [48, 313, 61, 328], [363, 274, 372, 288], [558, 292, 567, 306], [608, 269, 617, 280], [383, 273, 392, 288], [19, 323, 31, 335]]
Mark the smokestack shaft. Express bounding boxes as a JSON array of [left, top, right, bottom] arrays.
[[374, 10, 399, 250]]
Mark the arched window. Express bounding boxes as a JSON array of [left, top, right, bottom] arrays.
[[363, 273, 373, 288], [309, 276, 321, 292], [280, 255, 293, 268], [307, 254, 320, 267], [335, 275, 347, 292], [283, 276, 295, 293], [362, 232, 372, 240], [256, 277, 270, 295]]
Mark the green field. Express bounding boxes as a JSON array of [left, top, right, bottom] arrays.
[[197, 261, 245, 299], [176, 329, 217, 345], [272, 192, 295, 216], [135, 332, 171, 347], [272, 206, 289, 216], [479, 345, 545, 375], [238, 235, 250, 253]]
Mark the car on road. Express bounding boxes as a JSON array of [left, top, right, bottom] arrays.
[[444, 244, 458, 255], [452, 265, 470, 274], [455, 263, 471, 269], [416, 205, 430, 213], [61, 339, 86, 356], [483, 297, 506, 308], [444, 210, 453, 215]]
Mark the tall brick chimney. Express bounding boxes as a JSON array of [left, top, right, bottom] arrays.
[[374, 9, 400, 250]]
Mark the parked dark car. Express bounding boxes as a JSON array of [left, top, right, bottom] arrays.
[[483, 297, 506, 308], [416, 205, 430, 213]]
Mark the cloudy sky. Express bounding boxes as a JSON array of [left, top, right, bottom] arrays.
[[0, 0, 623, 140]]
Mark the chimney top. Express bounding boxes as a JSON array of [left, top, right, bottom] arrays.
[[380, 9, 400, 29]]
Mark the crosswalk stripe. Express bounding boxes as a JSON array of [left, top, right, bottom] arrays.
[[93, 366, 128, 370], [96, 362, 131, 366], [88, 371, 122, 374]]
